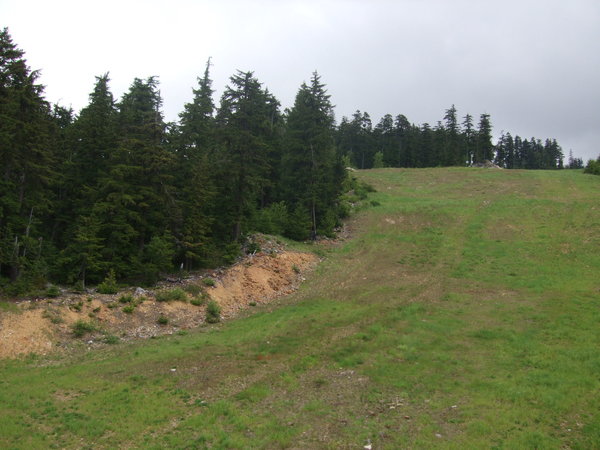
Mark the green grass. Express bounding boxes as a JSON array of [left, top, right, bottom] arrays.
[[1, 167, 599, 448]]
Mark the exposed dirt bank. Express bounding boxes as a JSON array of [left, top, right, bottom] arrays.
[[0, 242, 319, 359]]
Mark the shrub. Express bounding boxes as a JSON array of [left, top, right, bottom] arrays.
[[103, 334, 119, 345], [183, 284, 202, 296], [206, 300, 221, 323], [190, 296, 206, 306], [157, 315, 169, 325], [97, 269, 118, 294], [246, 241, 261, 254], [292, 265, 300, 274], [119, 294, 134, 304], [222, 242, 240, 264], [122, 305, 135, 314], [72, 280, 85, 293], [584, 157, 600, 175], [71, 320, 97, 337], [202, 277, 216, 287], [155, 288, 188, 302], [253, 201, 289, 236], [71, 301, 83, 312], [46, 285, 60, 298]]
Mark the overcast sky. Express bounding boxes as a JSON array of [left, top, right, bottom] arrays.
[[3, 0, 599, 161]]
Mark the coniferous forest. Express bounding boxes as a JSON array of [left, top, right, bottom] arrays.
[[0, 28, 575, 294]]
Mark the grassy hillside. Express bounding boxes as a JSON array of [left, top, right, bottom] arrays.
[[1, 168, 599, 448]]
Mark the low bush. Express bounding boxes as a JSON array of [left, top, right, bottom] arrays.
[[103, 334, 119, 345], [155, 288, 188, 302], [206, 300, 221, 323], [584, 157, 600, 175], [202, 277, 216, 287], [122, 305, 135, 314], [183, 284, 202, 296], [71, 320, 97, 337], [119, 294, 134, 304], [46, 285, 60, 298], [157, 315, 169, 325], [97, 269, 118, 295], [190, 296, 206, 306]]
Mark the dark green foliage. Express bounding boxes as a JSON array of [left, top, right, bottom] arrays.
[[0, 29, 573, 296], [97, 269, 118, 295], [103, 334, 120, 344], [0, 28, 56, 290], [71, 320, 97, 337], [584, 156, 600, 175], [206, 300, 221, 323], [155, 288, 187, 302], [280, 72, 344, 239], [122, 305, 135, 314], [173, 59, 216, 271], [183, 284, 203, 296], [567, 150, 584, 169], [252, 202, 289, 236], [157, 315, 169, 325], [118, 294, 133, 303], [45, 285, 60, 298], [202, 277, 215, 287], [215, 70, 282, 242], [190, 296, 206, 306]]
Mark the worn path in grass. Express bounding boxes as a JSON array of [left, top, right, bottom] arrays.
[[1, 168, 599, 448]]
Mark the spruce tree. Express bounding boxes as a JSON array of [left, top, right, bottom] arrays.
[[443, 104, 461, 165], [475, 113, 493, 163], [281, 72, 343, 239], [93, 77, 175, 280], [0, 28, 55, 287], [215, 70, 280, 241], [175, 59, 217, 269], [462, 114, 475, 165]]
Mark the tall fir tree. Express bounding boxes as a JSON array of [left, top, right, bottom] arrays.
[[175, 59, 217, 269], [0, 28, 55, 287], [93, 77, 175, 281], [281, 72, 344, 239], [443, 104, 461, 165], [215, 70, 280, 241], [475, 113, 493, 163]]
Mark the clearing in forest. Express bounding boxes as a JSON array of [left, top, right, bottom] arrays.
[[1, 167, 599, 449]]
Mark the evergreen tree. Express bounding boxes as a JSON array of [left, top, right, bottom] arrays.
[[215, 70, 280, 241], [394, 114, 413, 167], [374, 114, 396, 166], [281, 72, 343, 238], [443, 104, 461, 165], [93, 77, 176, 280], [462, 114, 475, 165], [475, 113, 493, 163], [175, 59, 217, 269], [0, 28, 55, 287], [53, 74, 117, 268]]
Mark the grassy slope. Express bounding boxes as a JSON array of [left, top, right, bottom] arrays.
[[1, 168, 599, 449]]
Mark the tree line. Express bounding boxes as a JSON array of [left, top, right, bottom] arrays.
[[0, 28, 585, 294], [336, 106, 568, 170], [0, 29, 344, 293]]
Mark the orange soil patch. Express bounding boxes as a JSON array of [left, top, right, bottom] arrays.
[[0, 308, 54, 358], [210, 251, 318, 318], [0, 250, 319, 359]]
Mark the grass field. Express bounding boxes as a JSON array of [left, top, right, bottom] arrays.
[[1, 167, 599, 449]]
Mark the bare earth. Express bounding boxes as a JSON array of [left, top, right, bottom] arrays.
[[0, 246, 319, 359]]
